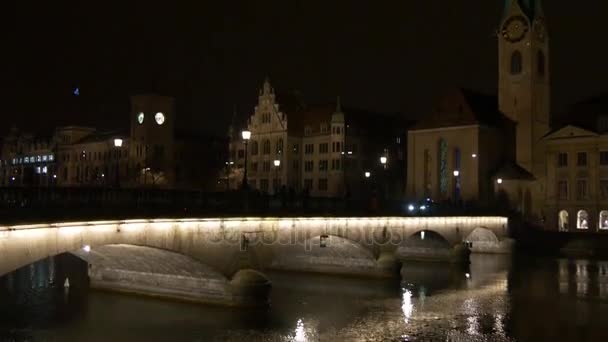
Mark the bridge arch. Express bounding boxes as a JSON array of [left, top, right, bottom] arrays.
[[466, 227, 499, 244], [465, 227, 512, 254], [403, 230, 452, 249], [270, 234, 393, 277]]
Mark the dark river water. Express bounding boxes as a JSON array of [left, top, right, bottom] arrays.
[[1, 253, 608, 342]]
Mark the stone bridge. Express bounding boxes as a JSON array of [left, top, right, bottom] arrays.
[[0, 216, 510, 305]]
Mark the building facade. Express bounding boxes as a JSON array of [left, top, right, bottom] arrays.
[[228, 79, 407, 198], [543, 97, 608, 233], [407, 0, 548, 218], [1, 94, 222, 190]]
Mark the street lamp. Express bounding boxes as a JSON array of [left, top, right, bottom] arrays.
[[114, 138, 123, 187], [364, 171, 371, 178], [273, 159, 281, 194], [453, 170, 460, 177], [497, 178, 503, 184], [241, 130, 251, 189]]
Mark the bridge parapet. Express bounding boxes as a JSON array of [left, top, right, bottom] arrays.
[[0, 216, 509, 278]]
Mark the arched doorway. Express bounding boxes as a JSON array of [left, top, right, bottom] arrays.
[[599, 211, 608, 230], [577, 210, 589, 230], [558, 210, 569, 232]]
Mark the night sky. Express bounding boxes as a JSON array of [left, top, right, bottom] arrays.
[[4, 1, 608, 136]]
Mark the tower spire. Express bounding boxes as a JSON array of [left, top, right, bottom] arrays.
[[262, 76, 272, 95]]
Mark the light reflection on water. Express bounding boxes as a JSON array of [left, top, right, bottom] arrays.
[[1, 254, 608, 340]]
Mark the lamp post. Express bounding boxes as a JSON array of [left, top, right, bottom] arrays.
[[241, 130, 251, 189], [273, 159, 281, 194], [380, 156, 387, 169], [380, 155, 388, 200], [114, 138, 123, 188], [453, 170, 461, 203]]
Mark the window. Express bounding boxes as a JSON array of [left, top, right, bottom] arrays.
[[251, 141, 259, 155], [511, 50, 522, 75], [304, 144, 314, 154], [293, 144, 299, 154], [238, 149, 245, 159], [331, 159, 341, 170], [558, 210, 569, 232], [600, 211, 608, 230], [576, 179, 588, 200], [600, 152, 608, 166], [260, 179, 269, 192], [304, 161, 314, 172], [319, 143, 329, 154], [276, 138, 283, 155], [304, 126, 312, 136], [263, 140, 271, 155], [557, 180, 568, 200], [251, 162, 258, 172], [319, 160, 328, 171], [304, 179, 313, 190], [537, 50, 545, 77], [293, 160, 299, 170], [320, 123, 328, 134], [557, 153, 568, 167], [263, 161, 271, 172], [577, 152, 587, 166], [332, 142, 342, 153], [601, 180, 608, 200], [577, 210, 589, 229], [318, 178, 328, 191]]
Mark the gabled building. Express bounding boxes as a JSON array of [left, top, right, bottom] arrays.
[[543, 95, 608, 232], [228, 78, 408, 198], [406, 88, 516, 204]]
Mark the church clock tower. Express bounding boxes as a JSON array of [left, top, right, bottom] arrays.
[[498, 0, 550, 176]]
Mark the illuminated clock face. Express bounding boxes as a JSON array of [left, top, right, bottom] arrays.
[[501, 15, 529, 43], [137, 112, 145, 124], [155, 112, 165, 125]]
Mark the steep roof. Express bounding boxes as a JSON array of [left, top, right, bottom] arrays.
[[503, 0, 543, 20], [494, 161, 536, 181], [412, 88, 511, 130], [552, 93, 608, 133], [74, 130, 126, 145]]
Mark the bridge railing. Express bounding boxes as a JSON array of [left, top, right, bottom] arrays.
[[0, 186, 509, 224]]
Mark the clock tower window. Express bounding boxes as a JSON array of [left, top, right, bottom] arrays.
[[537, 50, 545, 76], [510, 50, 523, 75]]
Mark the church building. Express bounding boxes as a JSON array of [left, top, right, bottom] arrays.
[[407, 0, 550, 223]]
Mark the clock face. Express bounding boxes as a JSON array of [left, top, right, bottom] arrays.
[[533, 19, 546, 42], [137, 112, 145, 124], [501, 15, 529, 43], [155, 112, 165, 125]]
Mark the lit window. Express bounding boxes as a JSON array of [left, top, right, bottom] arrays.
[[600, 211, 608, 230], [558, 210, 569, 232], [577, 210, 589, 229]]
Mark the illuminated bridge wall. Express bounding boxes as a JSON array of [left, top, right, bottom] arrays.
[[0, 216, 509, 277]]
